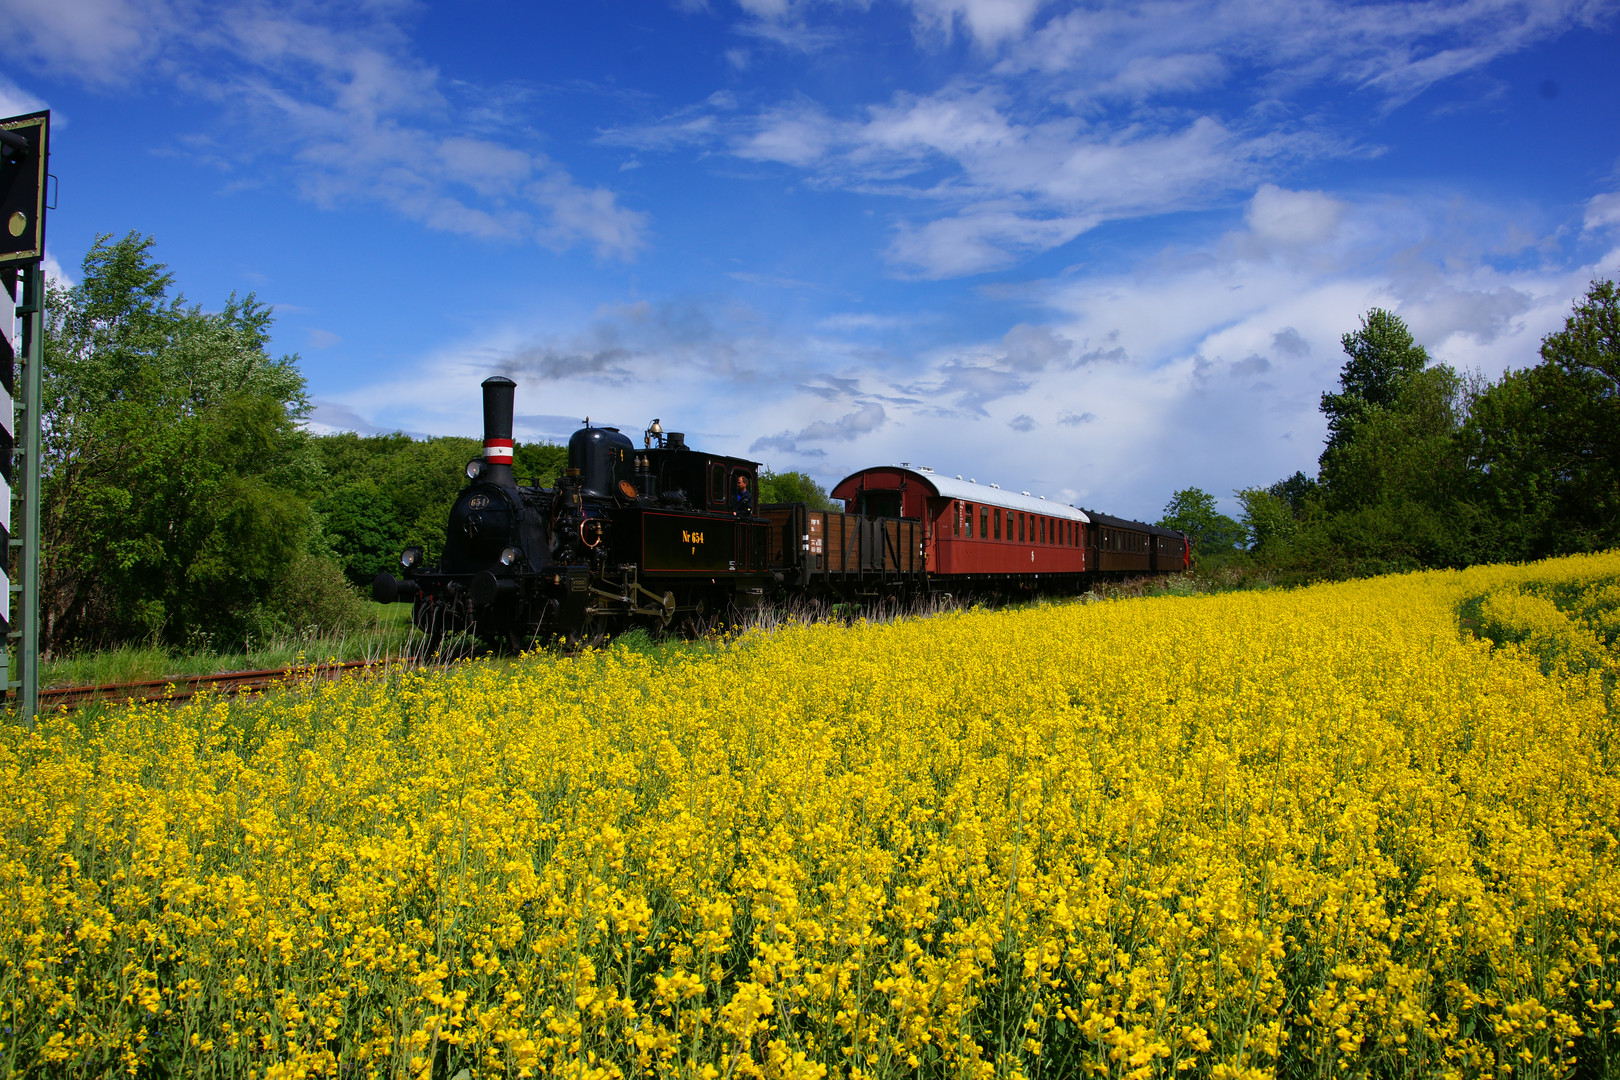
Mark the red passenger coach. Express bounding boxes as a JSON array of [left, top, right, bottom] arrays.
[[830, 466, 1092, 586]]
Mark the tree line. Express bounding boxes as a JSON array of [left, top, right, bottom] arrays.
[[1158, 280, 1619, 575]]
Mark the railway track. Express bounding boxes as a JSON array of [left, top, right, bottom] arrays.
[[36, 659, 384, 711]]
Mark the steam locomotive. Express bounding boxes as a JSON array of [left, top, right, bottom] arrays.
[[371, 377, 1189, 646]]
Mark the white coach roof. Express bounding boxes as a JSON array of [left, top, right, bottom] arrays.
[[838, 466, 1091, 523]]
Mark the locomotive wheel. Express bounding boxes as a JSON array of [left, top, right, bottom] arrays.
[[560, 612, 612, 650], [676, 597, 720, 640]]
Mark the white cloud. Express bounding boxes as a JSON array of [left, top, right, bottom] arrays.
[[1244, 184, 1346, 248], [0, 75, 47, 117], [609, 82, 1333, 278], [1, 0, 648, 259], [611, 0, 1614, 280], [42, 252, 73, 288], [0, 0, 173, 82], [887, 205, 1095, 277], [1002, 0, 1615, 106], [907, 0, 1048, 47], [734, 101, 839, 166], [1585, 191, 1620, 231], [1095, 52, 1228, 100]]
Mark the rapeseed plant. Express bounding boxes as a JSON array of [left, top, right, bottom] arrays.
[[2, 554, 1618, 1079]]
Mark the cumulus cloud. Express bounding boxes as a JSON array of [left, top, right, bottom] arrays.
[[1245, 184, 1345, 248]]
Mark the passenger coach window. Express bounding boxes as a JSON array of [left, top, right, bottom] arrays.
[[982, 507, 990, 538], [966, 503, 974, 537], [953, 502, 961, 537]]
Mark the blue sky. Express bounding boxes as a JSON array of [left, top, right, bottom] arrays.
[[5, 0, 1619, 520]]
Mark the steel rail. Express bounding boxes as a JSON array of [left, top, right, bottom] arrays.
[[36, 659, 385, 711]]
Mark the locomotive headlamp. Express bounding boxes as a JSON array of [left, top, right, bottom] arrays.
[[499, 547, 518, 567], [465, 457, 486, 480], [400, 546, 424, 570]]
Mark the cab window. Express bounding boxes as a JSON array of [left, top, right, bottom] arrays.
[[729, 467, 755, 512], [709, 462, 727, 508]]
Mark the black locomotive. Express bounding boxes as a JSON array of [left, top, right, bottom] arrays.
[[372, 377, 774, 646]]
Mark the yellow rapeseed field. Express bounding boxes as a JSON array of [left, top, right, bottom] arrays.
[[3, 554, 1619, 1080]]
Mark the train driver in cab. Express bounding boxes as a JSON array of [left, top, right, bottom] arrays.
[[734, 472, 754, 515]]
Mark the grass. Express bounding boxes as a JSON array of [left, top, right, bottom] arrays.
[[37, 604, 414, 688]]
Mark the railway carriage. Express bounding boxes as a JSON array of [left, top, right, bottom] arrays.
[[828, 466, 1091, 586]]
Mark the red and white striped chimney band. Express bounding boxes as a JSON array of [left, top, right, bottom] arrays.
[[484, 438, 514, 463]]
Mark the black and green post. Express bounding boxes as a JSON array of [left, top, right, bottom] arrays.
[[2, 109, 50, 722]]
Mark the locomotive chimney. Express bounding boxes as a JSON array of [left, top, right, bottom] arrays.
[[481, 375, 517, 486]]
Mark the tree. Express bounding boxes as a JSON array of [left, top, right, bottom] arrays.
[[1267, 471, 1318, 515], [37, 232, 352, 653], [1236, 486, 1297, 554], [1320, 308, 1430, 468], [1158, 488, 1244, 559], [514, 441, 568, 488], [1463, 279, 1619, 556], [759, 468, 837, 511]]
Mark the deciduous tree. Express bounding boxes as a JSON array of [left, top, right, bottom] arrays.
[[37, 232, 351, 653]]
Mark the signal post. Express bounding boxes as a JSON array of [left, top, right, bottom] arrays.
[[2, 110, 50, 723]]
